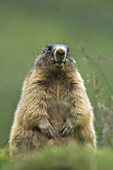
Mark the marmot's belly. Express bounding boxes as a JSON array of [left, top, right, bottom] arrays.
[[47, 99, 68, 132]]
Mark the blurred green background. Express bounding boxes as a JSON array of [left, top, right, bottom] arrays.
[[0, 0, 113, 146]]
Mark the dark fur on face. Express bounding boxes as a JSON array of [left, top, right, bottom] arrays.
[[34, 44, 76, 71]]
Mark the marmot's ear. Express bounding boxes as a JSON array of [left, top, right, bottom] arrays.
[[41, 48, 47, 54], [72, 58, 77, 69], [68, 55, 77, 68], [74, 59, 77, 67]]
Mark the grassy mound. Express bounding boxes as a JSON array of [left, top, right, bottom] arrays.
[[0, 144, 113, 170]]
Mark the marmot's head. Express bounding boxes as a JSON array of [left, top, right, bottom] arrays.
[[35, 44, 76, 72]]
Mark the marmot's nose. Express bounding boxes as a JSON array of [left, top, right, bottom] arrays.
[[56, 48, 65, 56], [56, 48, 65, 60]]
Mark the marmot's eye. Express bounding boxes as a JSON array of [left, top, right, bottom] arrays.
[[67, 47, 69, 52], [47, 46, 52, 51]]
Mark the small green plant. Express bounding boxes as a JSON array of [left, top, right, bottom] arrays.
[[0, 148, 10, 169], [78, 44, 113, 147]]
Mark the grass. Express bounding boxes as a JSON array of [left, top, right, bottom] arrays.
[[0, 144, 113, 170]]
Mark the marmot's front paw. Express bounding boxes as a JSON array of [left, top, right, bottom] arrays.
[[41, 124, 55, 138], [59, 117, 75, 137], [38, 117, 55, 138]]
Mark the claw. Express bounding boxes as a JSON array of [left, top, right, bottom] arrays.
[[46, 129, 51, 138], [61, 127, 68, 137], [48, 127, 55, 138], [65, 128, 73, 136], [59, 125, 66, 133], [60, 123, 74, 137], [41, 126, 55, 139]]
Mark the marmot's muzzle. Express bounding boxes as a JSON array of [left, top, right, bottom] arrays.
[[54, 47, 66, 69]]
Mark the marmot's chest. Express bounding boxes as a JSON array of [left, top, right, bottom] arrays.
[[46, 79, 71, 99]]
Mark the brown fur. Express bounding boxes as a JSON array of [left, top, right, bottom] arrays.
[[9, 45, 96, 155]]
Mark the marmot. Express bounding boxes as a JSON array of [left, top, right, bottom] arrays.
[[9, 44, 96, 155]]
